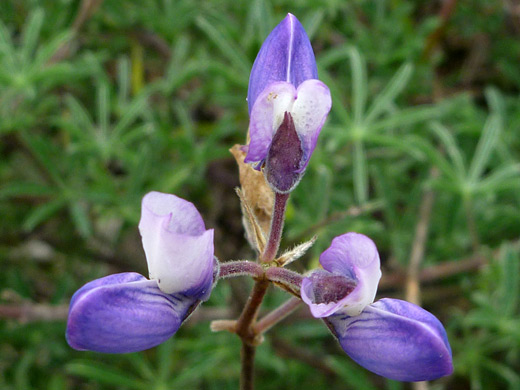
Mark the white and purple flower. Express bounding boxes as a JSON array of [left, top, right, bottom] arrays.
[[245, 14, 332, 193], [66, 192, 216, 353], [301, 233, 453, 381]]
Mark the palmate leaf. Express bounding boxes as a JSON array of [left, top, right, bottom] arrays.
[[468, 113, 502, 184], [19, 131, 66, 188], [429, 121, 466, 179], [20, 8, 44, 66], [364, 62, 413, 125], [32, 30, 71, 67], [246, 0, 273, 44], [0, 19, 16, 69], [112, 90, 151, 140], [195, 15, 250, 76], [301, 10, 325, 40], [368, 102, 449, 133], [475, 163, 520, 194], [22, 198, 66, 232]]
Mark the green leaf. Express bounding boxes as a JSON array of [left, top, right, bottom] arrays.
[[475, 164, 520, 194], [328, 356, 378, 390], [0, 182, 56, 199], [32, 30, 72, 67], [319, 70, 351, 126], [67, 360, 146, 389], [348, 46, 368, 126], [23, 198, 66, 232], [353, 139, 368, 204], [468, 114, 501, 183], [364, 62, 413, 125], [19, 132, 65, 188], [429, 122, 466, 178], [499, 245, 519, 316], [69, 201, 92, 238], [64, 95, 95, 132], [247, 0, 273, 42], [112, 92, 150, 140], [21, 9, 44, 65], [368, 103, 446, 133], [195, 15, 250, 76], [0, 19, 16, 71]]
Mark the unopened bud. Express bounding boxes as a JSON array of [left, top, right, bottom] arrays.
[[264, 112, 303, 193]]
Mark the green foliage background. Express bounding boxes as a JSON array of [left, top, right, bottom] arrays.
[[1, 0, 519, 389]]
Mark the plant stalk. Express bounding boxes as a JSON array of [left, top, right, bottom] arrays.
[[261, 192, 289, 263], [253, 297, 301, 335], [240, 342, 256, 390]]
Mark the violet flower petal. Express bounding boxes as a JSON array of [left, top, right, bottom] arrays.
[[319, 233, 381, 315], [245, 80, 331, 169], [247, 13, 318, 114], [301, 270, 357, 318], [66, 273, 198, 353], [290, 79, 331, 171], [327, 298, 453, 381], [245, 82, 296, 166], [139, 191, 214, 300]]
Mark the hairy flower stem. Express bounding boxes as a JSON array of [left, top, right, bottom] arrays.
[[234, 192, 290, 389], [266, 267, 304, 296], [235, 279, 269, 344], [235, 279, 269, 390], [261, 192, 290, 263], [219, 261, 264, 279]]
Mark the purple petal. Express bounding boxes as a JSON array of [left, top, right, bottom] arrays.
[[245, 82, 296, 166], [301, 270, 357, 318], [248, 13, 318, 114], [139, 192, 214, 300], [290, 79, 331, 171], [245, 80, 331, 171], [319, 233, 381, 315], [327, 298, 453, 381], [66, 273, 198, 353]]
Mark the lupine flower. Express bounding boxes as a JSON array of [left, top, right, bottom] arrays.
[[66, 191, 215, 353], [301, 233, 453, 381], [245, 13, 332, 193]]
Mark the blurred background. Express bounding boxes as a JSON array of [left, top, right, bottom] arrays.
[[1, 0, 519, 389]]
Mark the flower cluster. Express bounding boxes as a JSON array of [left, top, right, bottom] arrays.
[[66, 13, 453, 385]]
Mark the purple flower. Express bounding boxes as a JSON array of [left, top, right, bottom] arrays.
[[139, 191, 214, 299], [326, 299, 453, 382], [66, 192, 215, 353], [301, 233, 381, 317], [245, 14, 331, 193], [301, 233, 453, 381], [247, 13, 318, 115]]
